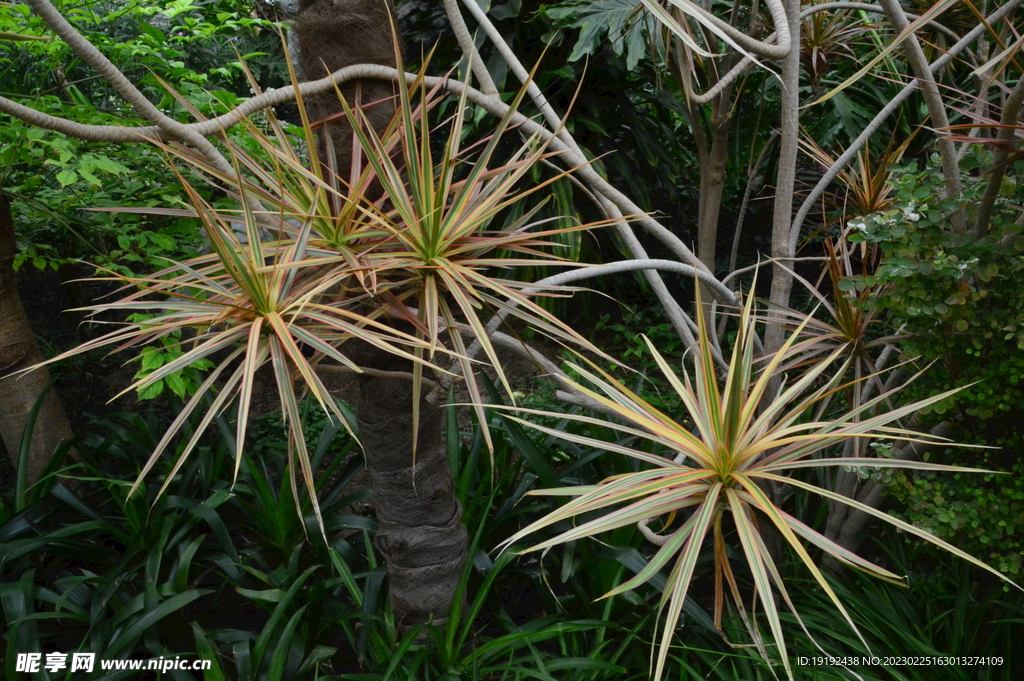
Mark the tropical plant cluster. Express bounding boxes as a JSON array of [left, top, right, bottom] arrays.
[[2, 0, 1024, 679]]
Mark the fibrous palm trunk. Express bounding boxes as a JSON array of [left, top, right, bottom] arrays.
[[293, 0, 468, 625], [292, 0, 401, 187], [357, 371, 468, 625]]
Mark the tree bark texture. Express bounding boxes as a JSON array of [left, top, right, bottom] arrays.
[[292, 0, 401, 188], [0, 193, 76, 484], [357, 372, 468, 625], [293, 3, 467, 624], [759, 0, 803, 569]]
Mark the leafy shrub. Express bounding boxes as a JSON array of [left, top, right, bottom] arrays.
[[844, 149, 1024, 582], [884, 466, 1024, 577], [0, 0, 289, 277]]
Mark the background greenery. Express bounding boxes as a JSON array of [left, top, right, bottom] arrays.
[[1, 0, 1022, 678]]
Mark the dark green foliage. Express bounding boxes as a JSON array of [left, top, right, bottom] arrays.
[[0, 388, 679, 680], [885, 468, 1024, 577], [844, 150, 1024, 578], [541, 0, 655, 71], [0, 0, 289, 276], [0, 403, 367, 680], [589, 306, 686, 413]]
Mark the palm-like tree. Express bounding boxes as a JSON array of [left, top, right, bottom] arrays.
[[35, 65, 607, 626]]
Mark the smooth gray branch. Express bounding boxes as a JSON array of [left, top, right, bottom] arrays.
[[443, 0, 497, 94], [789, 0, 1024, 250], [675, 0, 792, 60], [685, 2, 961, 105]]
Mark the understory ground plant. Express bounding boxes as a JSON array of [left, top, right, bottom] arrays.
[[500, 282, 1022, 680], [1, 386, 681, 680]]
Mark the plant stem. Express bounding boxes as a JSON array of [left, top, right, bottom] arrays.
[[973, 74, 1024, 238], [765, 0, 802, 356]]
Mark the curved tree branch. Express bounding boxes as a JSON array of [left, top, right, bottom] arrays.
[[973, 74, 1024, 238], [442, 0, 497, 94], [317, 363, 437, 389], [426, 258, 734, 405], [685, 2, 961, 105], [789, 0, 1024, 250], [453, 0, 730, 350], [1, 64, 729, 307], [675, 0, 792, 60], [411, 316, 624, 420]]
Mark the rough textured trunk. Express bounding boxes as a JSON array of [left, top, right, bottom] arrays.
[[292, 0, 400, 188], [0, 192, 76, 485], [293, 5, 468, 624], [357, 371, 468, 626]]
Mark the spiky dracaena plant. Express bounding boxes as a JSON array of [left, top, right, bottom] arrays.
[[768, 237, 904, 417], [798, 129, 914, 232], [500, 282, 1020, 680], [30, 69, 610, 624]]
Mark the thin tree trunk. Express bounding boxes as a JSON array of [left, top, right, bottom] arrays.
[[758, 0, 802, 568], [679, 36, 734, 324], [973, 75, 1024, 238], [0, 192, 76, 485], [697, 107, 732, 281], [764, 0, 802, 356]]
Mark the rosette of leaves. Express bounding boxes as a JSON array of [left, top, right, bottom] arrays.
[[500, 283, 1020, 680], [28, 67, 607, 531], [767, 238, 906, 428], [331, 70, 611, 442]]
